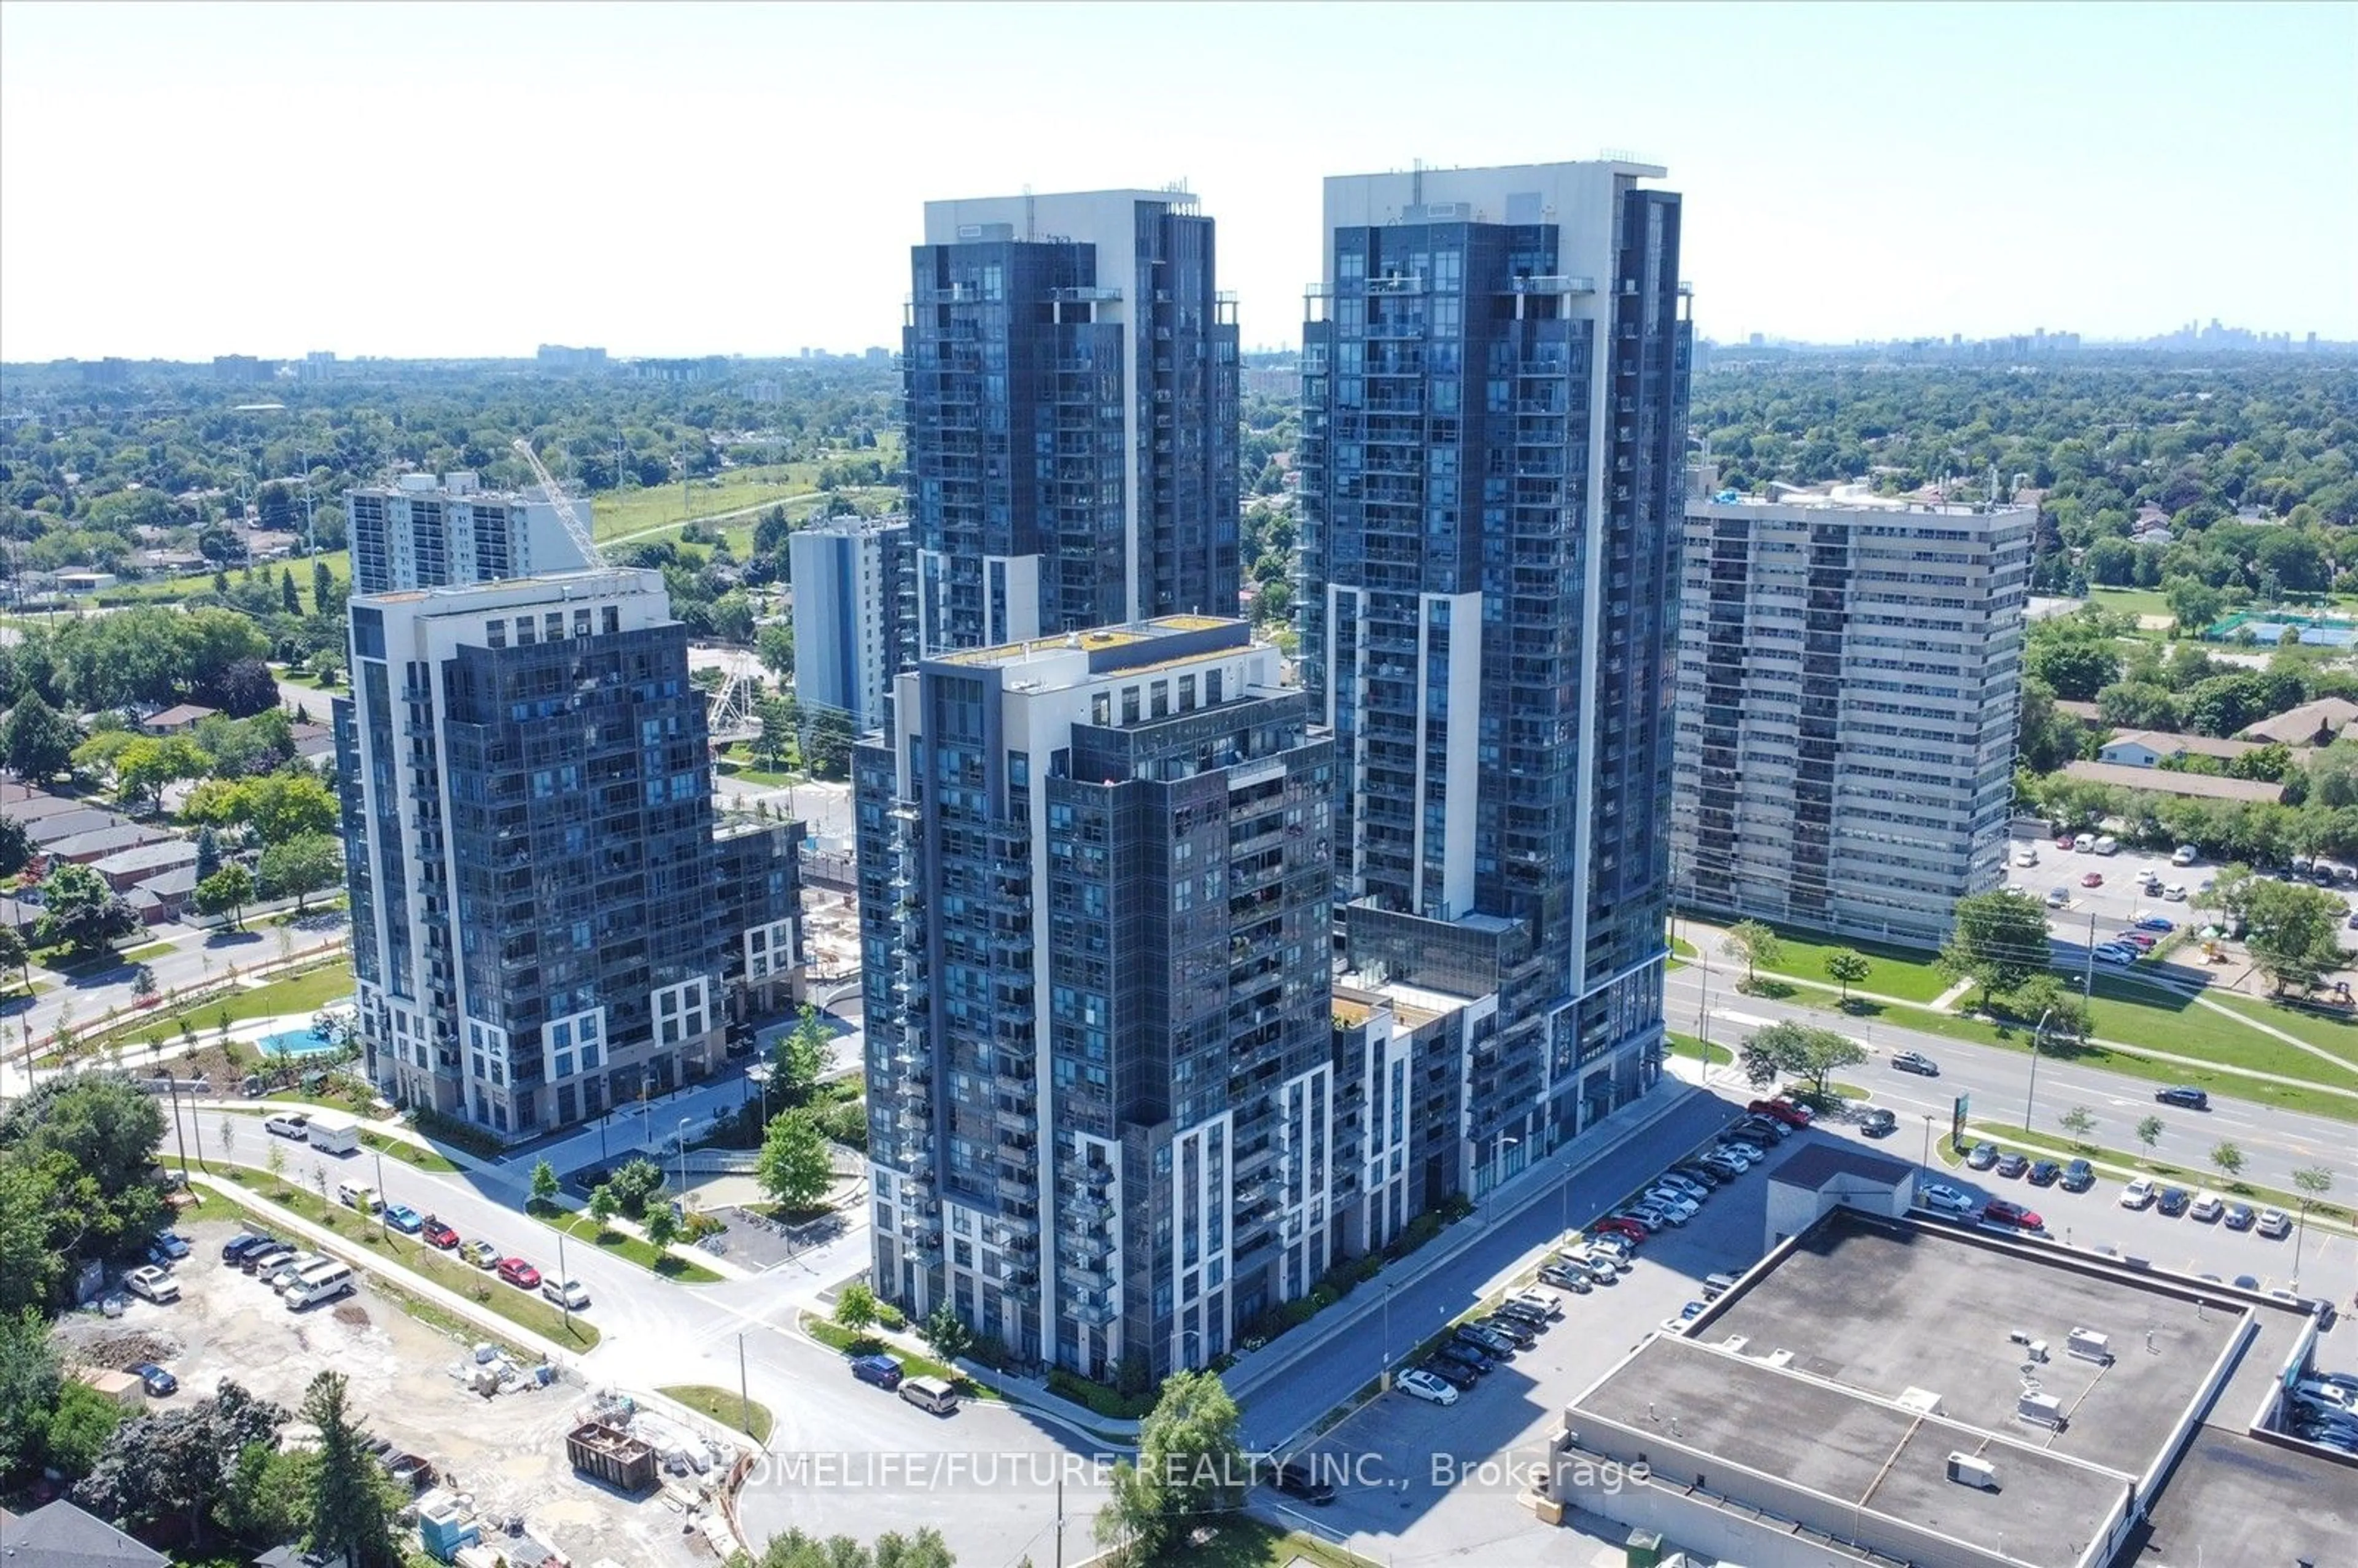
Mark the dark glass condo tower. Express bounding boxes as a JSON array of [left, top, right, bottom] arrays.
[[903, 188, 1240, 651], [1298, 161, 1692, 1188]]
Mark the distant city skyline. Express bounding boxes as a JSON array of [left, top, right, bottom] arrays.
[[3, 2, 2352, 361]]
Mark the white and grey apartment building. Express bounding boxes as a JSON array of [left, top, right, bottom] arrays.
[[346, 472, 592, 596], [855, 617, 1334, 1382], [1669, 484, 2031, 945], [788, 514, 916, 734], [334, 568, 801, 1137]]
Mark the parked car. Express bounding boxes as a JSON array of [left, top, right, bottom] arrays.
[[265, 1112, 310, 1139], [2258, 1208, 2293, 1238], [496, 1257, 542, 1290], [2164, 883, 2189, 901], [1455, 1324, 1519, 1358], [850, 1353, 903, 1389], [1591, 1216, 1649, 1241], [128, 1361, 177, 1397], [1982, 1198, 2044, 1231], [2120, 1178, 2157, 1209], [2190, 1192, 2225, 1222], [2082, 871, 2104, 888], [2055, 835, 2076, 850], [2116, 931, 2158, 951], [1718, 1139, 1768, 1163], [1919, 1182, 1975, 1214], [541, 1278, 591, 1310], [2157, 1186, 2193, 1216], [1858, 1107, 1899, 1136], [2173, 845, 2199, 866], [1417, 1356, 1478, 1391], [1582, 1231, 1638, 1259], [1397, 1368, 1460, 1405], [1749, 1100, 1812, 1128], [123, 1265, 179, 1305], [1536, 1262, 1593, 1294], [2061, 1160, 2095, 1192], [2027, 1160, 2061, 1186], [1477, 1314, 1537, 1348], [1891, 1051, 1940, 1076], [2094, 944, 2139, 964], [2046, 886, 2071, 909], [2156, 1085, 2211, 1110], [421, 1217, 461, 1249], [221, 1232, 279, 1265], [1433, 1341, 1493, 1376], [1668, 1163, 1724, 1190], [383, 1204, 425, 1235], [1269, 1459, 1336, 1506], [2223, 1201, 2256, 1230], [241, 1245, 295, 1277], [1641, 1189, 1702, 1219], [1503, 1289, 1562, 1322], [1734, 1115, 1792, 1142], [1655, 1172, 1711, 1200], [2138, 915, 2176, 933], [1966, 1142, 2000, 1170], [147, 1232, 191, 1263], [459, 1240, 500, 1268]]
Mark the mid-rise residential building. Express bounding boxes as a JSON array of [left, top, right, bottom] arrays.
[[334, 569, 768, 1137], [1297, 159, 1692, 1192], [788, 514, 916, 734], [903, 188, 1239, 652], [1670, 486, 2031, 944], [346, 472, 593, 596], [857, 617, 1333, 1380], [713, 813, 807, 1021]]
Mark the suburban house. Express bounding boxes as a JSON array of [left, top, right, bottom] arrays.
[[140, 702, 220, 734], [0, 1499, 169, 1566], [49, 823, 174, 866], [2241, 696, 2358, 748], [2061, 759, 2285, 804], [91, 838, 199, 894], [2095, 728, 2265, 768]]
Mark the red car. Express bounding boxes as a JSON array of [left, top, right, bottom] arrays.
[[1590, 1216, 1649, 1242], [1982, 1199, 2043, 1232], [2054, 835, 2074, 850], [496, 1257, 542, 1290], [421, 1218, 460, 1250], [2081, 872, 2104, 888], [1749, 1099, 1813, 1128]]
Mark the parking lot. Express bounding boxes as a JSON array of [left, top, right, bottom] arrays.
[[1263, 1091, 2354, 1566], [2004, 839, 2217, 940], [50, 1214, 723, 1568]]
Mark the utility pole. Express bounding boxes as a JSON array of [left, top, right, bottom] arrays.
[[1054, 1473, 1065, 1568], [2084, 913, 2097, 998], [2024, 1008, 2054, 1131]]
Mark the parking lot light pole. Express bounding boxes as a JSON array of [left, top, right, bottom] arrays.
[[1381, 1282, 1395, 1389], [2023, 1007, 2055, 1131], [1920, 1114, 1935, 1190]]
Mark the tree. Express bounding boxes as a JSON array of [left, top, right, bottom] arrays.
[[73, 1379, 287, 1547], [257, 831, 340, 910], [0, 1305, 62, 1475], [313, 559, 337, 616], [1735, 1020, 1868, 1101], [193, 823, 223, 883], [2242, 878, 2346, 993], [2209, 1140, 2246, 1186], [2136, 1114, 2165, 1153], [130, 963, 157, 1004], [1095, 1369, 1245, 1564], [42, 1376, 126, 1481], [183, 770, 338, 845], [2026, 637, 2120, 701], [32, 861, 140, 957], [2290, 1164, 2335, 1259], [757, 1108, 833, 1211], [772, 1003, 830, 1105], [215, 656, 279, 718], [112, 735, 211, 810], [1941, 889, 2053, 1004], [603, 1157, 666, 1219], [214, 1439, 307, 1545], [1721, 918, 1784, 985], [806, 707, 855, 780], [530, 1159, 560, 1210], [300, 1370, 399, 1567], [1824, 947, 1872, 1001], [642, 1201, 682, 1252], [2060, 1106, 2098, 1147], [2165, 578, 2226, 636], [752, 1529, 956, 1568], [756, 621, 796, 682], [0, 924, 26, 996], [196, 864, 255, 930], [4, 692, 77, 782], [920, 1302, 972, 1364], [2006, 974, 2093, 1044], [588, 1182, 620, 1232], [280, 567, 302, 615], [833, 1281, 879, 1330], [0, 815, 29, 879]]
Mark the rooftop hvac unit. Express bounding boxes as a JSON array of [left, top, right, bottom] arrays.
[[1895, 1386, 1945, 1416], [2017, 1391, 2067, 1430], [2068, 1328, 2114, 1365], [1946, 1452, 2000, 1491]]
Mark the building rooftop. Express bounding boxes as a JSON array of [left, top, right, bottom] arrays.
[[935, 616, 1251, 677], [358, 566, 663, 611], [49, 824, 168, 859], [0, 1497, 170, 1566], [1766, 1142, 1917, 1195], [2240, 696, 2358, 746], [2098, 728, 2261, 760], [2137, 1427, 2358, 1567], [1690, 486, 2035, 523], [2058, 759, 2284, 804]]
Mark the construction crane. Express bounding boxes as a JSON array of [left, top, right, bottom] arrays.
[[509, 438, 605, 569]]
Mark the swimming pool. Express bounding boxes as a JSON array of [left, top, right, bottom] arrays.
[[256, 1027, 347, 1057]]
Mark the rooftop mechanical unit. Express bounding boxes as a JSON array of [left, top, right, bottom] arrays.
[[1946, 1452, 2001, 1491]]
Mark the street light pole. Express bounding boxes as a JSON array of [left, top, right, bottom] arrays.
[[373, 1149, 388, 1236], [556, 1225, 571, 1329], [1920, 1114, 1935, 1192], [676, 1116, 691, 1200], [2023, 1007, 2055, 1131]]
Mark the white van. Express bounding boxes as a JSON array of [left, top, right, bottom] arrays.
[[898, 1375, 960, 1416], [278, 1257, 345, 1298], [284, 1263, 354, 1310], [1702, 1271, 1741, 1299], [2072, 833, 2094, 852], [2093, 835, 2119, 856]]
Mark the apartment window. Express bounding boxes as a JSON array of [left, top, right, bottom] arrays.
[[602, 606, 620, 635], [486, 619, 507, 649], [1121, 688, 1140, 724], [516, 616, 537, 646], [1178, 675, 1196, 712], [573, 609, 591, 639], [545, 613, 564, 643], [1092, 693, 1111, 726]]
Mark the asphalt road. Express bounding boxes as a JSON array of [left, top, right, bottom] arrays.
[[1662, 961, 2355, 1197]]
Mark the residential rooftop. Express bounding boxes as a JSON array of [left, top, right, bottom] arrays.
[[933, 615, 1251, 677], [2058, 759, 2285, 804]]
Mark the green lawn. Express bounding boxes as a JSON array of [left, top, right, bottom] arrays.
[[128, 961, 353, 1044], [1666, 1032, 1735, 1066], [209, 1173, 599, 1350], [580, 463, 818, 542], [1151, 1518, 1378, 1567], [658, 1383, 773, 1444], [360, 1129, 461, 1173], [103, 550, 355, 606], [2080, 974, 2358, 1087], [119, 940, 176, 962], [536, 1206, 722, 1283], [2087, 586, 2174, 621], [1967, 1120, 2354, 1226], [1733, 925, 1952, 1003], [2208, 992, 2358, 1069]]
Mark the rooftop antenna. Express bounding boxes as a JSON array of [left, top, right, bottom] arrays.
[[1023, 184, 1035, 243]]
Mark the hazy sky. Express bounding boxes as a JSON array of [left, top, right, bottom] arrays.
[[3, 1, 2353, 361]]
